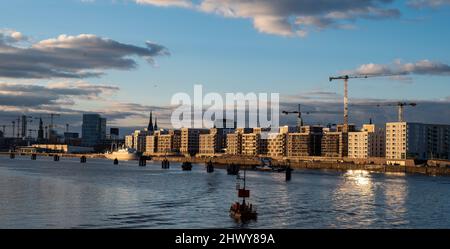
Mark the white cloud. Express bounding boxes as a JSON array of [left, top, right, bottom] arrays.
[[408, 0, 450, 8], [135, 0, 401, 37], [346, 59, 450, 77]]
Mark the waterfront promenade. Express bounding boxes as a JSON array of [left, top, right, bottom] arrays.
[[2, 152, 450, 176]]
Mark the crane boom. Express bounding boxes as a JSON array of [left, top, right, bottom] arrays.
[[329, 73, 397, 132], [376, 102, 417, 122]]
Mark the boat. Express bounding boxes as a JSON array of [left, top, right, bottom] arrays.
[[229, 169, 257, 222], [104, 147, 138, 161], [227, 163, 240, 175], [181, 161, 193, 171]]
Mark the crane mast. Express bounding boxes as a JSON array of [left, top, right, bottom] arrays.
[[329, 74, 394, 133]]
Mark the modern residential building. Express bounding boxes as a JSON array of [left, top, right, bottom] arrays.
[[241, 133, 261, 156], [145, 135, 158, 154], [180, 128, 208, 156], [348, 124, 385, 159], [199, 128, 235, 156], [226, 128, 253, 155], [321, 131, 348, 157], [287, 126, 323, 157], [386, 122, 450, 160], [81, 114, 106, 146], [158, 130, 181, 154], [266, 133, 286, 158]]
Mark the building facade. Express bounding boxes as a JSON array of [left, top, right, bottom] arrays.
[[348, 124, 385, 159], [180, 128, 208, 156], [81, 114, 106, 146], [321, 131, 348, 157], [386, 122, 450, 160]]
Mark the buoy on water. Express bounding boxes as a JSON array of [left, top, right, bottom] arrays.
[[80, 156, 87, 163], [53, 155, 60, 161], [113, 158, 119, 165]]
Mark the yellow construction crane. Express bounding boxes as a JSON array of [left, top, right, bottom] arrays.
[[376, 102, 417, 122], [329, 74, 395, 132]]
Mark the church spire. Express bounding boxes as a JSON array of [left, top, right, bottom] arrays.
[[154, 116, 158, 131], [147, 111, 154, 132]]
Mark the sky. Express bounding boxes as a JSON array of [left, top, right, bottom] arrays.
[[0, 0, 450, 136]]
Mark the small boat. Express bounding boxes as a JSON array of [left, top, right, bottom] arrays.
[[105, 147, 138, 161], [256, 165, 272, 172], [227, 163, 240, 175], [181, 161, 192, 171], [229, 169, 257, 222]]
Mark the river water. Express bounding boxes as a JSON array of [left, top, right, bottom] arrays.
[[0, 155, 449, 229]]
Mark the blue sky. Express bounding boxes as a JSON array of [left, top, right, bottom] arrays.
[[0, 0, 450, 132]]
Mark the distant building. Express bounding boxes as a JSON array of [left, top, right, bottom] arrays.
[[180, 128, 208, 156], [348, 124, 385, 159], [81, 114, 106, 146], [110, 128, 119, 139], [321, 131, 348, 157], [287, 126, 323, 157], [266, 133, 286, 158], [226, 128, 253, 155], [386, 122, 450, 160], [154, 129, 181, 155], [64, 132, 80, 146], [199, 128, 234, 155], [31, 144, 94, 153]]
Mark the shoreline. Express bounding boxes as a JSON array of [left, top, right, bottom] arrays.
[[1, 152, 450, 176]]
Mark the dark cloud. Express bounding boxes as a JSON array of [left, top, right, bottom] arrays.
[[279, 98, 450, 127], [0, 32, 169, 79], [0, 82, 120, 107]]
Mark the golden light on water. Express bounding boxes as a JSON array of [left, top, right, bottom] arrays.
[[345, 170, 371, 186]]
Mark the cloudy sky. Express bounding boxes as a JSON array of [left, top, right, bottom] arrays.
[[0, 0, 450, 136]]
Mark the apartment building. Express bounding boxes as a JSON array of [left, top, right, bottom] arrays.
[[348, 124, 385, 159], [180, 128, 208, 156], [386, 122, 450, 160]]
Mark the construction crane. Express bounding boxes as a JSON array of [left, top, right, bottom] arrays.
[[282, 104, 341, 128], [377, 102, 417, 122], [329, 74, 395, 132]]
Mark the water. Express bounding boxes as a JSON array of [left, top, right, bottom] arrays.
[[1, 155, 450, 229]]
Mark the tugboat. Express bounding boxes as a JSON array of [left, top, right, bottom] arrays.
[[227, 163, 240, 175], [181, 161, 193, 171], [229, 169, 257, 222]]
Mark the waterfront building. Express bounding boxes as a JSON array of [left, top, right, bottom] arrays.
[[180, 128, 208, 156], [158, 130, 181, 154], [348, 124, 385, 159], [145, 135, 158, 154], [266, 132, 286, 158], [125, 135, 134, 148], [321, 131, 348, 157], [386, 122, 450, 160], [226, 128, 254, 155], [241, 133, 260, 156], [81, 114, 106, 146], [199, 128, 235, 156], [287, 126, 323, 157]]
